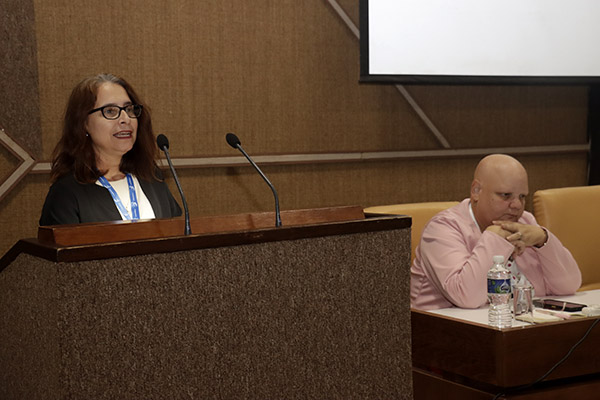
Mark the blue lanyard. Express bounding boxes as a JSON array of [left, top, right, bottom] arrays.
[[98, 173, 140, 220]]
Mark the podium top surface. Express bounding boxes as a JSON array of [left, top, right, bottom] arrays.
[[37, 206, 365, 247], [1, 206, 410, 268]]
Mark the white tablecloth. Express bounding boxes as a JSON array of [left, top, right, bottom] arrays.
[[427, 289, 600, 327]]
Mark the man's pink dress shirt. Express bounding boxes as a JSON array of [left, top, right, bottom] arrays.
[[411, 199, 581, 310]]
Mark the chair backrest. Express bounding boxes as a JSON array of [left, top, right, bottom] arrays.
[[533, 185, 600, 291], [364, 201, 459, 264]]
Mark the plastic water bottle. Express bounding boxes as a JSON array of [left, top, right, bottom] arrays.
[[487, 255, 512, 328]]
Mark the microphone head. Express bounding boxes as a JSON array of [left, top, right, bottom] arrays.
[[226, 132, 241, 148], [157, 134, 169, 150]]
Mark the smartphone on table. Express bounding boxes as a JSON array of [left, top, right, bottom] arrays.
[[533, 299, 586, 312]]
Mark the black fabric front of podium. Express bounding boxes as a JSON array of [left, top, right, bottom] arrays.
[[0, 229, 412, 399]]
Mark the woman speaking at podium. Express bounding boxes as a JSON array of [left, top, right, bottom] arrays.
[[39, 73, 181, 226]]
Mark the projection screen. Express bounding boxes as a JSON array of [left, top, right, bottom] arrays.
[[360, 0, 600, 84]]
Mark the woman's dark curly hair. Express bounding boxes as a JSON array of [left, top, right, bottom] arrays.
[[50, 73, 160, 183]]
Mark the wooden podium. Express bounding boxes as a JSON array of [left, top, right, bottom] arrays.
[[0, 207, 413, 399]]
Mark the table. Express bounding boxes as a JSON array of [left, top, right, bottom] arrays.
[[412, 290, 600, 399]]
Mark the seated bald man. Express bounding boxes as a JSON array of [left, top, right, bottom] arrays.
[[411, 154, 581, 310]]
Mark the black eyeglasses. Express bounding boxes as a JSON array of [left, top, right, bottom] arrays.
[[88, 104, 143, 120]]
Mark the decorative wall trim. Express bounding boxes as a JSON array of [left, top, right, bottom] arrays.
[[0, 128, 36, 202], [394, 85, 451, 148], [30, 144, 589, 173]]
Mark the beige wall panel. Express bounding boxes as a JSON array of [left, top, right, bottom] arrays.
[[169, 153, 587, 220], [0, 146, 16, 183], [0, 0, 42, 156], [34, 0, 437, 159], [408, 85, 589, 148], [0, 174, 49, 255]]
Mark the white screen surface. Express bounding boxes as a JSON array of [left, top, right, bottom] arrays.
[[365, 0, 600, 81]]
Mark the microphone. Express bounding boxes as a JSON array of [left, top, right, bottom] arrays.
[[226, 132, 282, 227], [156, 134, 191, 235]]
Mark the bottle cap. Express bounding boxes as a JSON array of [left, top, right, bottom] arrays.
[[492, 255, 505, 264]]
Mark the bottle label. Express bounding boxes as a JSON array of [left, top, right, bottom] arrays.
[[488, 278, 511, 294]]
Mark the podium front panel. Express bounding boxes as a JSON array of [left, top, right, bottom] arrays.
[[0, 220, 412, 399]]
